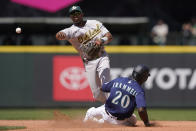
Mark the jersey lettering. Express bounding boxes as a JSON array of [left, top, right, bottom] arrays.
[[122, 85, 127, 90], [119, 83, 122, 88], [122, 84, 127, 89], [126, 86, 131, 92], [113, 82, 137, 96], [112, 90, 130, 108], [77, 24, 101, 44], [121, 95, 130, 108], [115, 82, 119, 88], [130, 88, 134, 94], [112, 91, 122, 104], [112, 83, 115, 87]]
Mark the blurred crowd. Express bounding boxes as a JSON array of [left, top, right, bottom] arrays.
[[181, 18, 196, 45], [149, 18, 196, 46]]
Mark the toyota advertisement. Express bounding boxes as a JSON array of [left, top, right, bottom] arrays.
[[52, 53, 196, 107], [0, 52, 196, 107]]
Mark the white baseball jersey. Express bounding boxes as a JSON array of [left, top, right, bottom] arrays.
[[60, 20, 111, 102], [61, 20, 109, 59]]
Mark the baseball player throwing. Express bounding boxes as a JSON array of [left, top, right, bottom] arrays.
[[56, 6, 112, 102], [84, 65, 152, 127]]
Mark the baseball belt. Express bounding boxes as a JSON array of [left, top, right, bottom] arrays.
[[83, 50, 105, 62], [105, 108, 125, 120]]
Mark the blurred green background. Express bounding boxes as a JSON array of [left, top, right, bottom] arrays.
[[0, 108, 196, 121]]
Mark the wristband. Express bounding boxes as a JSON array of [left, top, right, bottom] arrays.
[[100, 37, 108, 44]]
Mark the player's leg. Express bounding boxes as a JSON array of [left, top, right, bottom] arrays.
[[97, 55, 111, 98], [83, 105, 105, 123], [83, 107, 96, 122], [85, 60, 107, 102], [84, 61, 101, 101], [97, 55, 111, 84]]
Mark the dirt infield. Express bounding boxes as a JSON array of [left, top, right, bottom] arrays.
[[0, 120, 196, 131], [0, 110, 195, 131]]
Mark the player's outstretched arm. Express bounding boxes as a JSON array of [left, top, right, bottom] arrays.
[[56, 31, 67, 40], [137, 107, 151, 127], [95, 32, 112, 46]]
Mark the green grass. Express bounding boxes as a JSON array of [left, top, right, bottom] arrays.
[[0, 108, 196, 121], [0, 108, 86, 120], [147, 108, 196, 121], [0, 126, 26, 130]]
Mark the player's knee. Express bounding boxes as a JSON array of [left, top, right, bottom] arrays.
[[100, 68, 111, 83], [87, 107, 95, 114], [86, 107, 96, 118], [84, 107, 96, 122]]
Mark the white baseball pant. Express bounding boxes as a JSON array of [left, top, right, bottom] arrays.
[[84, 53, 111, 103], [83, 105, 137, 125]]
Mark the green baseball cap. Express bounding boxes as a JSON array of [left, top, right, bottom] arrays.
[[68, 6, 83, 15]]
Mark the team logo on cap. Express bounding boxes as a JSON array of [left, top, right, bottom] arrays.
[[72, 6, 77, 10]]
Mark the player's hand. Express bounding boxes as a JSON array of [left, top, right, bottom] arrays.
[[94, 38, 103, 46], [145, 122, 151, 127], [144, 122, 156, 127], [56, 32, 67, 40]]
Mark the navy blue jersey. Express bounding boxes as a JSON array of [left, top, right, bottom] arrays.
[[102, 77, 146, 119]]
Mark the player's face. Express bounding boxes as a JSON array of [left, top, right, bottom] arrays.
[[70, 11, 83, 24], [141, 73, 150, 85]]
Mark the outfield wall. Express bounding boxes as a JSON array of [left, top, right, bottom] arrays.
[[0, 46, 196, 107]]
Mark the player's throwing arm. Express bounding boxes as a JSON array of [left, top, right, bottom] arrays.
[[56, 32, 67, 40]]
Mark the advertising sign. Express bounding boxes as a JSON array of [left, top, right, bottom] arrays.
[[0, 46, 196, 107], [53, 56, 94, 101]]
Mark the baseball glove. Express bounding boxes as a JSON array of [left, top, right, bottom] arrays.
[[80, 42, 101, 56]]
